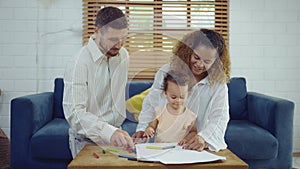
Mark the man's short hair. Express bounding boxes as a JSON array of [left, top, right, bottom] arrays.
[[95, 6, 128, 30]]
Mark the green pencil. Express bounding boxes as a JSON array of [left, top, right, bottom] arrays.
[[106, 147, 119, 152]]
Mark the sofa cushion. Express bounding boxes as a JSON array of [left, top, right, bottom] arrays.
[[125, 81, 153, 122], [225, 120, 278, 160], [126, 81, 153, 99], [121, 119, 138, 137], [54, 78, 65, 118], [31, 118, 72, 160], [126, 88, 150, 122], [227, 77, 248, 119]]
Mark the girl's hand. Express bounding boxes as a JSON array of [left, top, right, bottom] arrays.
[[143, 127, 155, 138]]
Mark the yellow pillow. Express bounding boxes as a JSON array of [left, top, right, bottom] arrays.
[[126, 88, 150, 121]]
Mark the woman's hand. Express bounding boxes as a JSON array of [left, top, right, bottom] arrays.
[[178, 138, 187, 146], [178, 131, 197, 146], [183, 135, 207, 151]]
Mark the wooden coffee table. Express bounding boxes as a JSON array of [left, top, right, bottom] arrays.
[[68, 144, 248, 169]]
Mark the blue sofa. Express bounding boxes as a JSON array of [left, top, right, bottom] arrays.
[[10, 77, 294, 169]]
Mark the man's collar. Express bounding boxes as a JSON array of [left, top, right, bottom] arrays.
[[87, 35, 121, 62], [87, 35, 105, 62]]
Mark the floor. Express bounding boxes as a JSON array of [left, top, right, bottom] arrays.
[[293, 156, 300, 169]]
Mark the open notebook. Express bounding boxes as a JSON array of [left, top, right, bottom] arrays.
[[135, 142, 226, 164]]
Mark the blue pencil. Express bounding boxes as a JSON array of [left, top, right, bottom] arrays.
[[118, 154, 136, 159]]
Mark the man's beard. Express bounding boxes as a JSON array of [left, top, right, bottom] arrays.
[[99, 41, 120, 57], [106, 48, 120, 57]]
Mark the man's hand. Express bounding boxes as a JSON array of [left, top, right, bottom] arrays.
[[110, 129, 134, 149], [132, 131, 148, 143], [183, 135, 207, 151]]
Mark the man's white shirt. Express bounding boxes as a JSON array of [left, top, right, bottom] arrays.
[[63, 36, 130, 147]]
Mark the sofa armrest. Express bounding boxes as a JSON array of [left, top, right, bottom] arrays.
[[247, 92, 294, 136], [11, 92, 54, 135], [10, 92, 54, 167], [247, 91, 294, 161]]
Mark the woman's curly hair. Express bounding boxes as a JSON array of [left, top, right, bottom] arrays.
[[171, 29, 231, 85]]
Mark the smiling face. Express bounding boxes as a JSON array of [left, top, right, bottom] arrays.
[[189, 44, 217, 81], [94, 26, 128, 57], [164, 81, 188, 110]]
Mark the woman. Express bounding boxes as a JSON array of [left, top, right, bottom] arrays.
[[133, 29, 231, 152]]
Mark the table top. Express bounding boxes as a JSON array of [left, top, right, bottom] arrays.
[[68, 144, 248, 169]]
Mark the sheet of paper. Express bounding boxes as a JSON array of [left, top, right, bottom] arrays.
[[158, 147, 226, 164], [135, 142, 226, 164]]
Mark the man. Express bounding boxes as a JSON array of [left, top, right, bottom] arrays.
[[63, 6, 133, 157]]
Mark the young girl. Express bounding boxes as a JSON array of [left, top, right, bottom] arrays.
[[143, 70, 197, 144]]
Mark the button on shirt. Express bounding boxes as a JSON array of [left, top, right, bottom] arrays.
[[63, 36, 130, 144], [137, 64, 229, 151]]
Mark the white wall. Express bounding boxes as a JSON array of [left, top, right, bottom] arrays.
[[230, 0, 300, 152], [0, 0, 299, 152], [0, 0, 82, 135]]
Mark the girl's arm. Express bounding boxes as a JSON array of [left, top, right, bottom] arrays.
[[143, 119, 159, 138]]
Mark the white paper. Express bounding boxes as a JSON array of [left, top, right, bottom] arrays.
[[135, 142, 226, 164]]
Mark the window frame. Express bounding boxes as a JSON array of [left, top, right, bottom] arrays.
[[82, 0, 229, 81]]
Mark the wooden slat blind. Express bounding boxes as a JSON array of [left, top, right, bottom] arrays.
[[82, 0, 229, 81]]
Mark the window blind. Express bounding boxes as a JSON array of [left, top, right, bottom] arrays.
[[82, 0, 229, 81]]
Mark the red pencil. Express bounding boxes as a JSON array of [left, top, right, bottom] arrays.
[[93, 152, 99, 159]]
